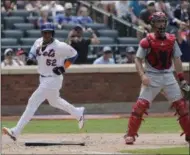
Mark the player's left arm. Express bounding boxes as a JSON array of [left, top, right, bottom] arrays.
[[64, 46, 78, 69], [53, 43, 78, 75], [173, 41, 190, 92]]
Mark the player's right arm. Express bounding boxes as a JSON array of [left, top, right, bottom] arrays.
[[135, 38, 150, 86], [26, 39, 40, 65]]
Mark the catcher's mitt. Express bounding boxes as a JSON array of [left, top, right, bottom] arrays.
[[181, 82, 190, 100]]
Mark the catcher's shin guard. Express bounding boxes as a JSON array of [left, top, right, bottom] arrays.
[[171, 98, 190, 142], [125, 99, 150, 144]]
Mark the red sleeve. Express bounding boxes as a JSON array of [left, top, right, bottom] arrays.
[[140, 38, 150, 49]]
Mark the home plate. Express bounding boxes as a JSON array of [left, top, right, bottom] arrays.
[[25, 141, 85, 146]]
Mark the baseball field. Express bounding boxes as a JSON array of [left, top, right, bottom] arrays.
[[2, 117, 189, 154]]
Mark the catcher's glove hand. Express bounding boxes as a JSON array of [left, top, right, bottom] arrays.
[[53, 66, 65, 75], [26, 58, 36, 65], [180, 80, 190, 100]]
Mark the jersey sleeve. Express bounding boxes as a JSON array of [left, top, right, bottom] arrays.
[[136, 45, 148, 59], [28, 39, 39, 59], [173, 41, 182, 58], [59, 42, 78, 68], [1, 62, 5, 67], [59, 42, 78, 59]]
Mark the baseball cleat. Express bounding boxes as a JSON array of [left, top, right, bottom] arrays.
[[78, 107, 85, 129], [124, 135, 135, 145], [2, 127, 17, 141], [185, 135, 190, 143]]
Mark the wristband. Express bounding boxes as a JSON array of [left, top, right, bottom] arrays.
[[177, 72, 185, 81]]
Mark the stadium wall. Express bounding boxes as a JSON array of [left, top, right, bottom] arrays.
[[2, 64, 189, 106]]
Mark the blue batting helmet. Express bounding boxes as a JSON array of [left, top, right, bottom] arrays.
[[40, 22, 55, 32]]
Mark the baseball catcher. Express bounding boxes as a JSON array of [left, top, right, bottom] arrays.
[[124, 12, 190, 145]]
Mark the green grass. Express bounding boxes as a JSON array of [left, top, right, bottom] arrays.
[[2, 117, 181, 133], [120, 147, 189, 154]]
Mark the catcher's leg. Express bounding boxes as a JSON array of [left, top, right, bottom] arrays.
[[171, 99, 190, 143], [124, 99, 150, 144], [124, 83, 161, 144], [163, 80, 190, 143]]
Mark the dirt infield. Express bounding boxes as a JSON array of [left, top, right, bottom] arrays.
[[2, 133, 188, 154]]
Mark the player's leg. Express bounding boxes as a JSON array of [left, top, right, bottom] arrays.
[[46, 89, 85, 129], [124, 84, 162, 144], [2, 87, 46, 140], [163, 81, 190, 143]]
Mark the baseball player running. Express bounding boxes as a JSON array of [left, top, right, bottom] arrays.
[[124, 12, 190, 145], [2, 22, 85, 141]]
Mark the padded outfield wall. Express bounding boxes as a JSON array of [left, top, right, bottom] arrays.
[[1, 64, 189, 116]]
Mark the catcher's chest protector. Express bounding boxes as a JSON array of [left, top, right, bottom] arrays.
[[146, 33, 175, 70]]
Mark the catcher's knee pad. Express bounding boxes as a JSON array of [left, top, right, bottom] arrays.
[[132, 99, 150, 117], [171, 98, 190, 137], [126, 99, 150, 137], [171, 98, 188, 117]]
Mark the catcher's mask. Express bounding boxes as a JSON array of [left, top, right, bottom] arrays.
[[150, 12, 168, 38]]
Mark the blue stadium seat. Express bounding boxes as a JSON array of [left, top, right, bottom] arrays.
[[117, 37, 139, 44], [83, 31, 92, 38], [1, 38, 18, 46], [4, 16, 25, 29], [11, 10, 31, 18], [62, 24, 79, 30], [55, 30, 69, 38], [97, 29, 118, 38], [14, 23, 34, 31], [20, 38, 36, 46], [98, 37, 115, 44], [26, 30, 41, 38], [2, 30, 24, 39], [57, 38, 66, 42], [26, 16, 38, 25], [84, 23, 107, 30], [1, 12, 8, 19]]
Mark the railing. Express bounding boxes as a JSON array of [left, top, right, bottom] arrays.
[[78, 1, 139, 37]]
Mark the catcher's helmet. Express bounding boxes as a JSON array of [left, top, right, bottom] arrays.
[[150, 12, 168, 37], [40, 22, 55, 32], [150, 12, 167, 24]]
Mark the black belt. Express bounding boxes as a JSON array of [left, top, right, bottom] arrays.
[[146, 71, 171, 74], [40, 75, 53, 77]]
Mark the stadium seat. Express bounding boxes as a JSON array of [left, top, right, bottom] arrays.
[[14, 23, 34, 31], [32, 11, 40, 16], [83, 31, 92, 38], [20, 38, 36, 46], [1, 38, 18, 46], [48, 16, 53, 22], [11, 10, 31, 18], [84, 23, 107, 30], [55, 30, 69, 38], [4, 16, 25, 29], [1, 11, 8, 20], [57, 38, 66, 42], [117, 37, 139, 44], [98, 37, 115, 44], [97, 29, 118, 38], [26, 30, 41, 38], [3, 30, 24, 39], [62, 24, 79, 30], [26, 16, 38, 25]]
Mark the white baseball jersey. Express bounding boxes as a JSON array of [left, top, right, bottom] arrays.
[[29, 37, 77, 76]]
